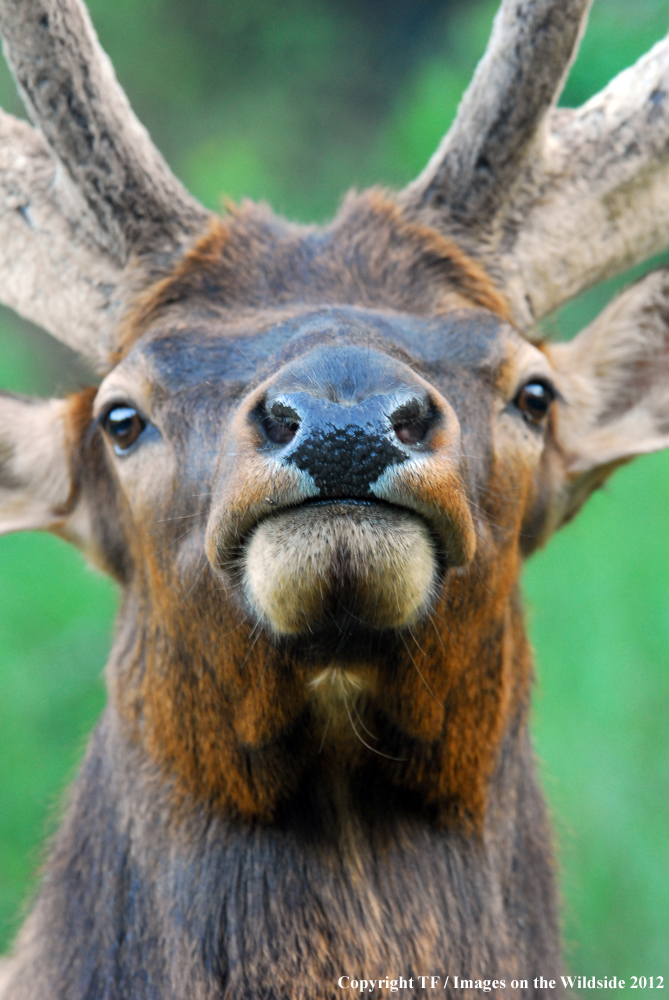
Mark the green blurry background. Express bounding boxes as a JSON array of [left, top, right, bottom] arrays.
[[0, 0, 668, 974]]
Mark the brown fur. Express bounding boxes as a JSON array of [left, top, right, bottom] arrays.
[[61, 387, 98, 510], [111, 523, 531, 830], [116, 191, 510, 361], [93, 305, 536, 835]]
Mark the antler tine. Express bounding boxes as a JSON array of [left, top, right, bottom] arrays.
[[402, 0, 593, 232], [490, 35, 669, 328], [0, 0, 211, 365], [403, 0, 669, 331]]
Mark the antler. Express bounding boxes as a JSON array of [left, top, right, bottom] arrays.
[[0, 0, 210, 365], [403, 0, 669, 330], [403, 0, 593, 233], [3, 0, 669, 360]]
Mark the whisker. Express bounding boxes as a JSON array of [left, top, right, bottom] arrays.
[[408, 625, 428, 659], [155, 510, 210, 523], [343, 694, 406, 762], [400, 633, 443, 708], [239, 621, 263, 671], [180, 554, 208, 605], [217, 614, 251, 640], [318, 711, 333, 753], [353, 699, 379, 741], [156, 523, 202, 554], [472, 557, 494, 596], [428, 612, 448, 655]]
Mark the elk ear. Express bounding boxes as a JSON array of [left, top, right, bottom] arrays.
[[544, 270, 669, 528], [0, 391, 79, 535]]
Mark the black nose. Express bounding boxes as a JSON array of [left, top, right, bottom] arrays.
[[259, 347, 436, 498]]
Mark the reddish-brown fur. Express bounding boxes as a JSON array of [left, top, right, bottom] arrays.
[[119, 192, 510, 359], [95, 196, 527, 830]]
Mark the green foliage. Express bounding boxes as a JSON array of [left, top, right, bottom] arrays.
[[1, 0, 668, 973], [562, 0, 669, 106], [526, 454, 669, 974], [0, 535, 114, 947]]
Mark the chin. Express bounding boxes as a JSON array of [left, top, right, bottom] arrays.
[[242, 500, 440, 636]]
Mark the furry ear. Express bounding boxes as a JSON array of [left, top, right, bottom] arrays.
[[543, 269, 669, 530], [0, 387, 132, 582], [0, 391, 77, 534]]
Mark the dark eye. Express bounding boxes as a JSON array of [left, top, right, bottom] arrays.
[[514, 381, 555, 426], [103, 405, 147, 454]]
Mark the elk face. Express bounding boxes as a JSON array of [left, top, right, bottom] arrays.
[[93, 303, 554, 635]]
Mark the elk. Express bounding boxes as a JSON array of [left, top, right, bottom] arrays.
[[0, 0, 668, 996]]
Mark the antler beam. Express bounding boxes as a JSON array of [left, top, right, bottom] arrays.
[[404, 0, 669, 330], [0, 0, 211, 364], [0, 0, 209, 263], [0, 110, 123, 361], [492, 36, 669, 327]]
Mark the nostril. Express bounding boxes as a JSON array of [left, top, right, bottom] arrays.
[[262, 401, 301, 446], [265, 417, 299, 445], [391, 396, 434, 447], [394, 418, 430, 446]]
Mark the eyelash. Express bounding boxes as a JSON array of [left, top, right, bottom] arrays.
[[100, 403, 148, 454]]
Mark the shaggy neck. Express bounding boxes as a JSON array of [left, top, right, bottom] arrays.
[[13, 697, 561, 1000], [106, 573, 534, 829]]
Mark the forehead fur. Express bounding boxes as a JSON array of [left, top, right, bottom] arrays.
[[116, 189, 509, 363]]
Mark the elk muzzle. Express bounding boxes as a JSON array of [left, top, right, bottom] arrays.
[[205, 344, 476, 635]]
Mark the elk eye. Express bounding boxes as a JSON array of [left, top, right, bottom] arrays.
[[103, 405, 146, 454], [514, 381, 555, 426]]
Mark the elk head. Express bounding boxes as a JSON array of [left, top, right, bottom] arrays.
[[2, 0, 669, 833]]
